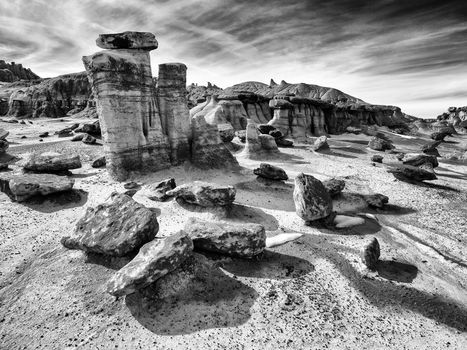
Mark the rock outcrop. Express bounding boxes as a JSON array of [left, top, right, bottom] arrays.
[[0, 60, 40, 82], [387, 165, 437, 182], [167, 181, 236, 207], [61, 193, 159, 256], [293, 173, 333, 222], [183, 218, 266, 258], [0, 173, 74, 202]]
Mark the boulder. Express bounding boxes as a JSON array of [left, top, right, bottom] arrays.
[[368, 136, 394, 151], [293, 173, 333, 222], [23, 152, 82, 173], [183, 217, 266, 258], [0, 140, 8, 154], [253, 163, 288, 181], [142, 178, 176, 201], [91, 156, 106, 168], [61, 193, 159, 256], [323, 178, 345, 197], [218, 123, 235, 143], [167, 181, 236, 207], [0, 173, 74, 202], [236, 130, 246, 143], [0, 128, 9, 140], [371, 154, 383, 163], [258, 134, 279, 152], [75, 120, 101, 135], [430, 131, 451, 141], [71, 133, 85, 142], [403, 153, 438, 168], [257, 124, 276, 135], [387, 165, 437, 182], [421, 141, 441, 157], [269, 129, 283, 139], [96, 31, 158, 50], [82, 134, 97, 144], [361, 237, 380, 270], [312, 136, 330, 151], [365, 194, 389, 208], [106, 231, 193, 296]]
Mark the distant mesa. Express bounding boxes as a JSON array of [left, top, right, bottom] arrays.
[[0, 60, 40, 82]]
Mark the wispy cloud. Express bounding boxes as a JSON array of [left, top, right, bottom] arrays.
[[1, 0, 466, 117]]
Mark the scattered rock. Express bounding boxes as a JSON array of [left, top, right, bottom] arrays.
[[0, 140, 8, 154], [365, 194, 389, 208], [362, 237, 380, 270], [323, 178, 345, 197], [71, 133, 85, 142], [124, 181, 139, 190], [293, 173, 333, 222], [82, 134, 97, 144], [106, 231, 193, 297], [184, 217, 266, 258], [167, 181, 236, 207], [368, 136, 394, 151], [61, 193, 159, 256], [75, 120, 101, 135], [253, 163, 288, 181], [430, 131, 451, 141], [421, 141, 441, 157], [142, 178, 176, 201], [0, 173, 74, 202], [91, 156, 106, 168], [312, 136, 329, 151], [371, 154, 383, 163], [403, 153, 438, 168], [39, 132, 49, 138], [23, 152, 82, 173], [387, 165, 437, 182]]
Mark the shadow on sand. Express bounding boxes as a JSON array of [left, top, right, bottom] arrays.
[[376, 260, 418, 283]]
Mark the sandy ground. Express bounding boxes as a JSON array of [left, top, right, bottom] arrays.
[[0, 118, 466, 349]]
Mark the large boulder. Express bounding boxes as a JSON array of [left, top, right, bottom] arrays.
[[23, 152, 82, 173], [75, 120, 101, 135], [0, 140, 8, 154], [387, 165, 437, 182], [368, 136, 394, 151], [61, 193, 159, 256], [167, 181, 236, 207], [106, 231, 193, 297], [312, 136, 330, 151], [293, 173, 333, 222], [142, 178, 176, 202], [218, 123, 235, 142], [361, 237, 380, 270], [183, 218, 266, 258], [0, 173, 74, 202], [96, 31, 158, 50], [253, 163, 288, 181], [323, 178, 345, 197]]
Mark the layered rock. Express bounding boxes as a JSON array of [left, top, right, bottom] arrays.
[[167, 181, 236, 207], [106, 231, 193, 296], [61, 193, 159, 256], [183, 218, 266, 258], [0, 60, 40, 82], [0, 173, 74, 202]]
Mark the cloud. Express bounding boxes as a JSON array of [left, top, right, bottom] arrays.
[[0, 0, 466, 117]]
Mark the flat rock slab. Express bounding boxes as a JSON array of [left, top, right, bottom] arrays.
[[254, 163, 288, 181], [387, 164, 437, 182], [167, 181, 236, 207], [184, 217, 266, 258], [403, 153, 439, 168], [61, 193, 159, 256], [96, 31, 158, 50], [293, 173, 333, 222], [23, 152, 82, 173], [0, 173, 74, 202], [106, 231, 193, 297]]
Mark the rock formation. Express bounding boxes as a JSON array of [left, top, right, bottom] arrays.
[[323, 178, 345, 197], [0, 60, 40, 82], [241, 121, 280, 158], [293, 173, 333, 222], [141, 178, 176, 202]]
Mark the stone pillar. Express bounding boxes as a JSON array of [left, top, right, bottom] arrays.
[[267, 98, 293, 137], [82, 32, 170, 180], [157, 63, 191, 165]]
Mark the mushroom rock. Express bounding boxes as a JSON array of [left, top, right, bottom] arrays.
[[190, 114, 239, 169], [267, 98, 293, 137], [241, 121, 280, 158], [157, 63, 191, 165], [82, 32, 171, 180], [96, 31, 158, 50]]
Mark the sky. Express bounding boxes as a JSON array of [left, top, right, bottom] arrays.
[[1, 0, 466, 118]]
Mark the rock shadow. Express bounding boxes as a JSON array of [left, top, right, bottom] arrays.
[[23, 189, 89, 213], [377, 204, 417, 215], [376, 260, 418, 283], [84, 251, 134, 271], [125, 258, 258, 335], [338, 139, 369, 145], [71, 171, 99, 179], [226, 203, 280, 230], [398, 179, 460, 192], [217, 250, 315, 280]]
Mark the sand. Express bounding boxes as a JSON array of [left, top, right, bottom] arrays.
[[0, 118, 466, 349]]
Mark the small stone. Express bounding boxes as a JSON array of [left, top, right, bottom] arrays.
[[362, 237, 380, 270], [365, 194, 389, 208], [371, 155, 383, 163], [91, 156, 106, 168], [82, 134, 96, 144], [167, 181, 236, 207], [322, 178, 345, 197], [253, 163, 288, 181]]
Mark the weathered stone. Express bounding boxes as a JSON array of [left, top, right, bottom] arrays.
[[96, 31, 158, 50], [403, 153, 438, 168], [361, 237, 380, 270], [323, 178, 345, 197], [75, 120, 101, 135], [387, 165, 437, 181], [276, 138, 293, 147], [253, 163, 288, 181], [23, 152, 81, 173], [184, 217, 266, 258], [0, 128, 9, 140], [106, 231, 193, 296], [293, 173, 333, 222], [257, 124, 276, 135], [0, 173, 74, 202], [421, 141, 441, 157], [0, 140, 8, 154], [368, 136, 394, 151], [167, 181, 236, 207], [312, 136, 330, 151], [371, 154, 383, 163], [258, 134, 279, 152], [430, 131, 451, 141], [236, 130, 246, 143], [82, 134, 96, 144], [91, 156, 106, 168], [142, 178, 176, 201], [218, 123, 235, 142], [365, 194, 389, 208], [61, 193, 158, 256]]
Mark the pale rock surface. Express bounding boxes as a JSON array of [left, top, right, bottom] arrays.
[[265, 233, 303, 248], [334, 215, 365, 228], [23, 151, 81, 173]]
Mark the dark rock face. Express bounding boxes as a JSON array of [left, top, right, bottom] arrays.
[[96, 31, 158, 50], [368, 136, 394, 151], [253, 163, 288, 181], [257, 124, 276, 135], [365, 194, 389, 208], [293, 173, 333, 222], [23, 152, 82, 173], [61, 193, 159, 256], [361, 237, 380, 270], [430, 131, 451, 141], [167, 181, 236, 207], [0, 140, 8, 154], [421, 141, 441, 157], [91, 156, 106, 168], [323, 178, 345, 197], [218, 123, 235, 142], [184, 217, 266, 258], [387, 165, 437, 182], [403, 153, 438, 168], [0, 173, 74, 202], [106, 231, 193, 297], [371, 154, 383, 163], [0, 60, 40, 82], [142, 178, 176, 202]]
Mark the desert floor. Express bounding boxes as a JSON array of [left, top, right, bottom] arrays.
[[0, 118, 466, 349]]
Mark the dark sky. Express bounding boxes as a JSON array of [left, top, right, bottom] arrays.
[[1, 0, 466, 117]]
